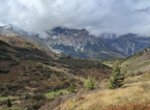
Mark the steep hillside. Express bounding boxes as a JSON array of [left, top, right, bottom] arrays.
[[0, 39, 111, 110], [121, 48, 150, 75]]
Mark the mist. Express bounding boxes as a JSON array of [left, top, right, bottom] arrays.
[[1, 0, 150, 37]]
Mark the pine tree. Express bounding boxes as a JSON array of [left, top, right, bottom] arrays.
[[109, 61, 124, 89]]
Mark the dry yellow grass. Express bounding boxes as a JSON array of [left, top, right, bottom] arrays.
[[55, 73, 150, 110]]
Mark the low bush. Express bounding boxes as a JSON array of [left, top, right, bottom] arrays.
[[84, 76, 96, 91]]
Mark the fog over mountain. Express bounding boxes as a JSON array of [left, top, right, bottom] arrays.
[[1, 0, 150, 37]]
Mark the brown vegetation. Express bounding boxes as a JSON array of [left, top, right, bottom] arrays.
[[0, 38, 111, 109]]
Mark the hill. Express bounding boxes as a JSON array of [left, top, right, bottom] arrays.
[[121, 48, 150, 75], [41, 50, 150, 110], [53, 72, 150, 110], [0, 37, 111, 110]]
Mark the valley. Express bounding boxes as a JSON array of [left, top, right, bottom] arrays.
[[0, 36, 111, 110], [1, 1, 150, 110], [0, 25, 150, 110]]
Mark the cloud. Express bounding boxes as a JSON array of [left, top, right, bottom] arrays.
[[0, 0, 150, 37]]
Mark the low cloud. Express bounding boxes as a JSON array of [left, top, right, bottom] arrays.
[[0, 0, 150, 37]]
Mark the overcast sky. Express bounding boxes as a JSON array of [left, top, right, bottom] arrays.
[[0, 0, 150, 36]]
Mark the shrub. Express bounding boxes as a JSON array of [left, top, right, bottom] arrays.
[[67, 83, 76, 93], [32, 94, 45, 101], [0, 68, 9, 73], [45, 89, 68, 99], [84, 76, 96, 90], [24, 100, 43, 110], [21, 93, 32, 100], [6, 98, 12, 107]]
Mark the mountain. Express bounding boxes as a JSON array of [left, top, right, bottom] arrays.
[[1, 25, 150, 60], [0, 24, 37, 47], [42, 27, 150, 60], [0, 24, 32, 37], [100, 33, 150, 56], [44, 27, 123, 60], [0, 25, 58, 57]]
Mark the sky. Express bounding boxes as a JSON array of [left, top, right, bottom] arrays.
[[0, 0, 150, 36]]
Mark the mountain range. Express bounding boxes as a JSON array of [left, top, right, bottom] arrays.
[[0, 25, 150, 60]]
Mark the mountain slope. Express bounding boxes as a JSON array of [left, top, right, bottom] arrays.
[[1, 25, 150, 60], [0, 38, 111, 109], [121, 47, 150, 75], [43, 27, 150, 60], [100, 33, 150, 56], [44, 27, 123, 59], [53, 72, 150, 110], [51, 49, 150, 110], [0, 24, 32, 38], [0, 25, 58, 58]]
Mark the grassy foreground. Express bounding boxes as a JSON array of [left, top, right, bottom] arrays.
[[55, 72, 150, 110]]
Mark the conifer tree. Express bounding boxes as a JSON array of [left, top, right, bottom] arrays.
[[109, 61, 124, 89]]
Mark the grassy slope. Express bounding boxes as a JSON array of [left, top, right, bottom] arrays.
[[103, 48, 150, 75], [0, 35, 57, 58], [52, 50, 150, 110], [121, 48, 150, 75], [55, 72, 150, 110]]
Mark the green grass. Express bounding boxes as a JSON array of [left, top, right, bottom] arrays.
[[121, 60, 150, 74], [45, 89, 69, 99], [121, 50, 150, 75], [0, 96, 18, 101], [0, 106, 22, 110], [102, 61, 114, 67], [0, 96, 21, 110]]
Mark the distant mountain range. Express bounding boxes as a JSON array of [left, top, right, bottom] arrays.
[[0, 25, 150, 60], [43, 27, 150, 59], [44, 27, 123, 59], [100, 33, 150, 56]]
